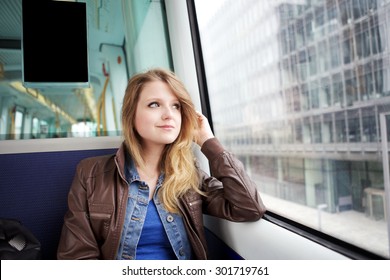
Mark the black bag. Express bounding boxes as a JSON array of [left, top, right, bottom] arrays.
[[0, 218, 41, 260]]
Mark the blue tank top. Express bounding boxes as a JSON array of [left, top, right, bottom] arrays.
[[136, 200, 177, 260]]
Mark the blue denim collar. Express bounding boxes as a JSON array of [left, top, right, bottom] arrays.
[[124, 152, 165, 189]]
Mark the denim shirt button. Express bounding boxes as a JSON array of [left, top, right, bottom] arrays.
[[166, 215, 174, 222], [179, 248, 185, 256]]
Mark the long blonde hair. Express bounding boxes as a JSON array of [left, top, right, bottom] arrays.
[[121, 68, 202, 213]]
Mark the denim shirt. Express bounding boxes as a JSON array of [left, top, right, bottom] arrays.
[[116, 154, 192, 260]]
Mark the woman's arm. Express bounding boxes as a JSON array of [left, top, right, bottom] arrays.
[[195, 112, 266, 221], [199, 138, 266, 221], [57, 162, 100, 259]]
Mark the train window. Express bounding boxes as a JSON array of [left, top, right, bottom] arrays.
[[195, 0, 390, 258], [0, 0, 172, 140]]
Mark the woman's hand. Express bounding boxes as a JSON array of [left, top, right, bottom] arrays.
[[194, 111, 214, 147]]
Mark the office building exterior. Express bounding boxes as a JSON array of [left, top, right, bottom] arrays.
[[199, 0, 389, 221]]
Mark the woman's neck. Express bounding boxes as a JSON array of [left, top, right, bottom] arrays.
[[141, 144, 164, 169], [137, 145, 164, 200]]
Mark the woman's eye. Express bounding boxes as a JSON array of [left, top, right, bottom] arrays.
[[173, 103, 181, 110], [148, 102, 159, 108]]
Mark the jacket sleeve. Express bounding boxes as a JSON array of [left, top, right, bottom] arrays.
[[199, 138, 266, 221], [57, 161, 100, 259]]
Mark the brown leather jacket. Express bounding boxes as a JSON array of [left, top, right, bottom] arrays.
[[57, 138, 266, 259]]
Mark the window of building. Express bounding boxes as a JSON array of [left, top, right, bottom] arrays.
[[332, 73, 344, 105], [371, 18, 384, 55], [374, 59, 384, 96], [292, 86, 301, 112], [345, 69, 359, 105], [303, 117, 312, 143], [318, 40, 329, 73], [301, 83, 310, 111], [348, 109, 361, 142], [290, 54, 299, 82], [298, 50, 308, 81], [314, 6, 326, 39], [313, 116, 322, 143], [355, 20, 371, 59], [360, 62, 375, 100], [288, 24, 296, 52], [280, 28, 289, 55], [320, 77, 331, 107], [323, 113, 334, 143], [329, 35, 342, 68], [281, 58, 291, 85], [335, 112, 347, 142], [282, 157, 305, 185], [343, 29, 355, 64], [295, 119, 303, 143], [308, 46, 318, 76], [305, 12, 315, 42], [362, 107, 378, 142], [296, 19, 305, 48], [339, 0, 353, 25], [326, 0, 339, 33], [310, 80, 320, 109]]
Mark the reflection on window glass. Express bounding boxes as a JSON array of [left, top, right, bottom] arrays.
[[195, 0, 390, 258], [0, 0, 172, 140], [14, 110, 23, 140], [32, 117, 39, 139]]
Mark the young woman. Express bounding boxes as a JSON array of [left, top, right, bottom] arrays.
[[57, 68, 266, 260]]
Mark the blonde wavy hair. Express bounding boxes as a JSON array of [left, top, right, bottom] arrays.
[[121, 68, 202, 213]]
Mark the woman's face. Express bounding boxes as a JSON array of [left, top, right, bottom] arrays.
[[134, 80, 182, 149]]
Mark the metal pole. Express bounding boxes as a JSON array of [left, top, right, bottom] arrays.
[[379, 113, 390, 256]]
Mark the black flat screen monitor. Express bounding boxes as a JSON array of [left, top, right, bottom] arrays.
[[22, 0, 89, 88]]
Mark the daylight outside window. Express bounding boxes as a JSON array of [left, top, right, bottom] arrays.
[[195, 0, 390, 258]]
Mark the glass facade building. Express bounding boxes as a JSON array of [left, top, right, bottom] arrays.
[[196, 0, 390, 258]]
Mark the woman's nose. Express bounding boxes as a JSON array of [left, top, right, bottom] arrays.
[[162, 106, 173, 119]]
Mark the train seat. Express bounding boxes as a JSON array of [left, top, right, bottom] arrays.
[[0, 148, 240, 260]]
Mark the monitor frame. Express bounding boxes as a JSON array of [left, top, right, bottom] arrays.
[[21, 0, 90, 89]]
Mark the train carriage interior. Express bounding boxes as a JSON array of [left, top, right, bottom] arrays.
[[1, 0, 390, 260]]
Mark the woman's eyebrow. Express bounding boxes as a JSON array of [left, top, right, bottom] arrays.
[[144, 96, 180, 103]]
